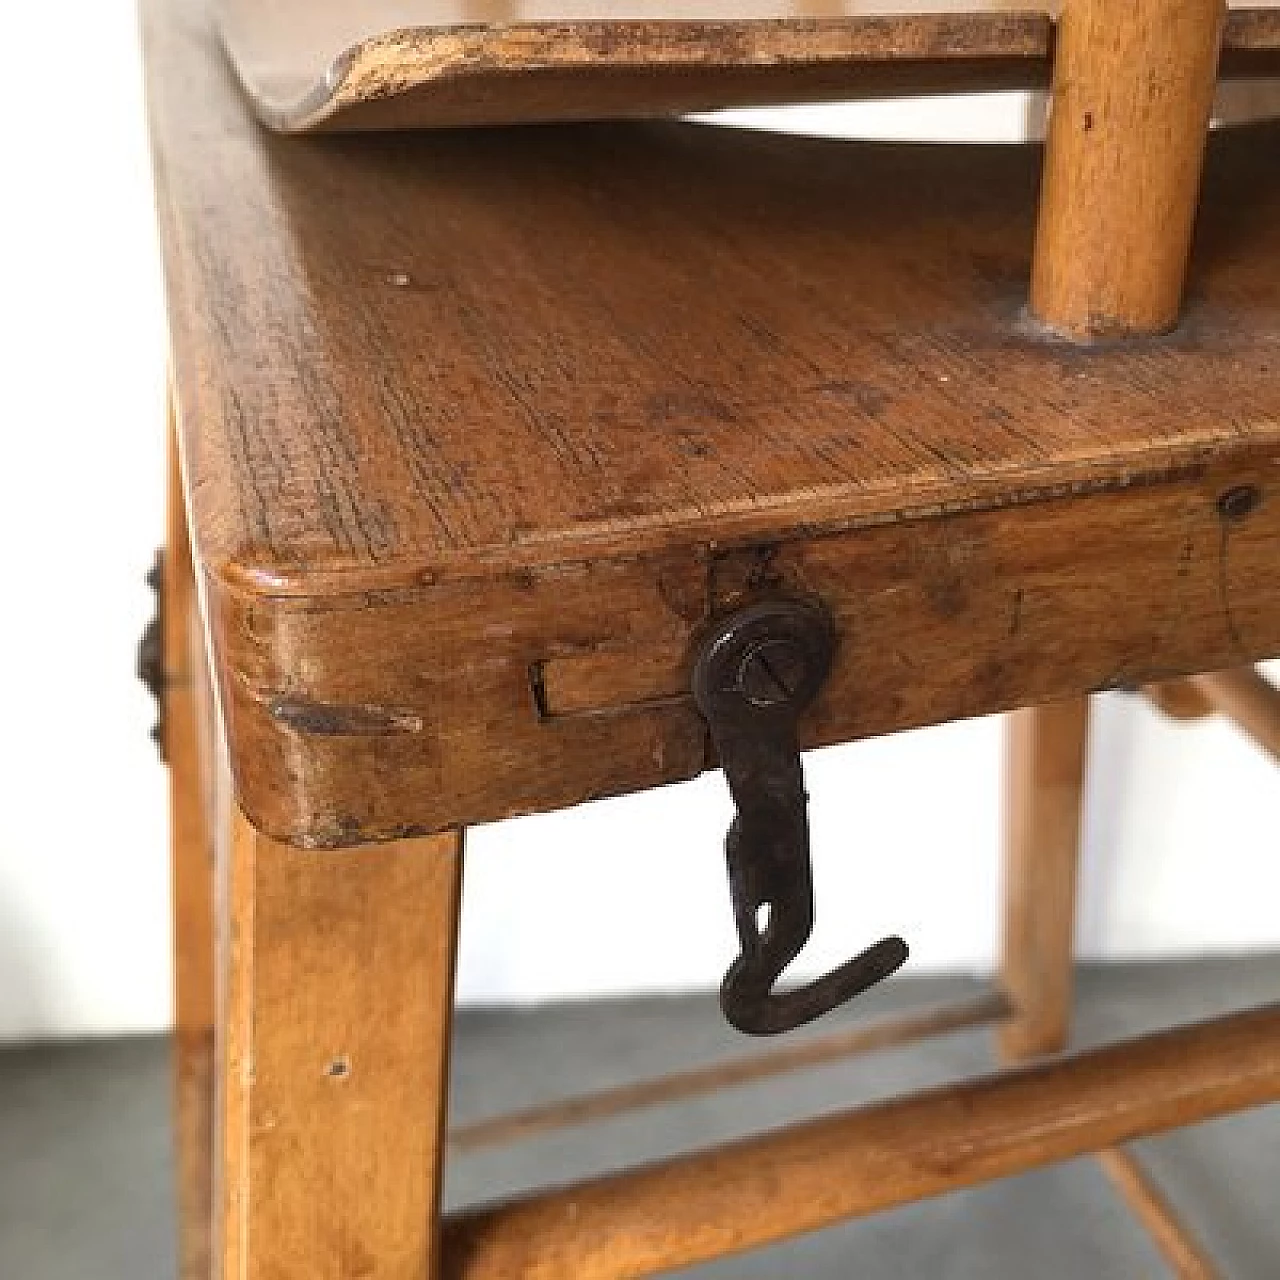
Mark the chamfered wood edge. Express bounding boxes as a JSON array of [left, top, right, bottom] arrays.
[[201, 446, 1280, 848]]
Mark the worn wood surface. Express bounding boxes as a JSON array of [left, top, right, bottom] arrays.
[[1098, 1147, 1222, 1279], [998, 698, 1089, 1062], [216, 802, 463, 1280], [216, 0, 1280, 132], [441, 1002, 1280, 1279], [1030, 0, 1226, 338], [150, 0, 1280, 845]]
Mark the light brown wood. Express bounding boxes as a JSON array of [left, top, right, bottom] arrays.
[[216, 802, 463, 1280], [178, 1032, 214, 1280], [998, 698, 1090, 1062], [147, 0, 1280, 846], [1143, 679, 1218, 721], [167, 388, 219, 1280], [1098, 1147, 1222, 1279], [441, 1002, 1280, 1279], [1190, 665, 1280, 761], [451, 989, 1010, 1151], [167, 391, 215, 1039], [216, 0, 1280, 133], [1030, 0, 1227, 338]]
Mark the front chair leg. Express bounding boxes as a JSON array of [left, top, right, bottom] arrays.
[[216, 807, 463, 1280]]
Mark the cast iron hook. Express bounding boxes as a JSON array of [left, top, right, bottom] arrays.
[[692, 596, 908, 1036]]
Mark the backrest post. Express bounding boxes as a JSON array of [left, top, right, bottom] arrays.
[[1029, 0, 1226, 340]]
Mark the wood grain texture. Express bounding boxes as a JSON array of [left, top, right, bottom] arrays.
[[216, 803, 463, 1280], [998, 698, 1089, 1062], [1030, 0, 1227, 338], [215, 0, 1280, 133], [149, 0, 1280, 845], [441, 1002, 1280, 1279]]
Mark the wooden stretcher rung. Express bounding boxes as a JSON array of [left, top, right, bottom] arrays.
[[449, 988, 1010, 1151], [1190, 667, 1280, 763], [1098, 1147, 1222, 1280], [441, 1002, 1280, 1280]]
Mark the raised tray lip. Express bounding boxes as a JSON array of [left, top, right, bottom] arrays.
[[217, 0, 1280, 133], [220, 11, 1051, 133]]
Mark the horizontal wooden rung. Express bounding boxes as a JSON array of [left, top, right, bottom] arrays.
[[443, 1002, 1280, 1280]]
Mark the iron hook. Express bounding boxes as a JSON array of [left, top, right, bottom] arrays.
[[692, 596, 909, 1036]]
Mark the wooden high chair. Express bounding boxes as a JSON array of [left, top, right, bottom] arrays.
[[141, 0, 1280, 1275]]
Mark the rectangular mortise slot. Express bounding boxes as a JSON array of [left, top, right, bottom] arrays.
[[533, 647, 690, 719]]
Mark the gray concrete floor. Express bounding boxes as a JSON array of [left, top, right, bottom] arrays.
[[1, 958, 1277, 1278]]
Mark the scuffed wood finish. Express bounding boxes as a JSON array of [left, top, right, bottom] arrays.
[[998, 698, 1089, 1062], [1030, 0, 1226, 338], [441, 1003, 1280, 1279], [217, 803, 463, 1279], [1098, 1148, 1222, 1279], [149, 0, 1280, 846], [217, 0, 1280, 133], [220, 0, 1051, 133]]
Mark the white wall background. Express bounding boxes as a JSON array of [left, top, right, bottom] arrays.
[[0, 2, 1276, 1043]]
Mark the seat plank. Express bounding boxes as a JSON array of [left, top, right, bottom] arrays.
[[218, 0, 1280, 132], [150, 0, 1280, 845]]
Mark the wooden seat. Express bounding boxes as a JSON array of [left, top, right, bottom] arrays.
[[154, 0, 1280, 847], [146, 0, 1280, 1275]]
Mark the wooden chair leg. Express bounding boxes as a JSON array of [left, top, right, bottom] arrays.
[[997, 698, 1091, 1065], [164, 392, 218, 1280], [215, 804, 463, 1280], [166, 393, 215, 1043]]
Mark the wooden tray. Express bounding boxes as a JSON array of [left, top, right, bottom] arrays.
[[152, 0, 1280, 844], [219, 0, 1280, 132]]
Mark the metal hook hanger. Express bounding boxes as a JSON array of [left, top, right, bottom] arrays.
[[692, 596, 908, 1036]]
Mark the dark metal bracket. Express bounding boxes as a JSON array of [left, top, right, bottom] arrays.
[[692, 596, 908, 1036], [138, 549, 166, 758]]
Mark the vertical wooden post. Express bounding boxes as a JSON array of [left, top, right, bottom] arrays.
[[166, 391, 215, 1042], [165, 390, 218, 1280], [998, 699, 1090, 1063], [216, 808, 463, 1280], [1029, 0, 1226, 339]]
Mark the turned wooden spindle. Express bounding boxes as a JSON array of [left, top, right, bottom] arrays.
[[1030, 0, 1227, 339]]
